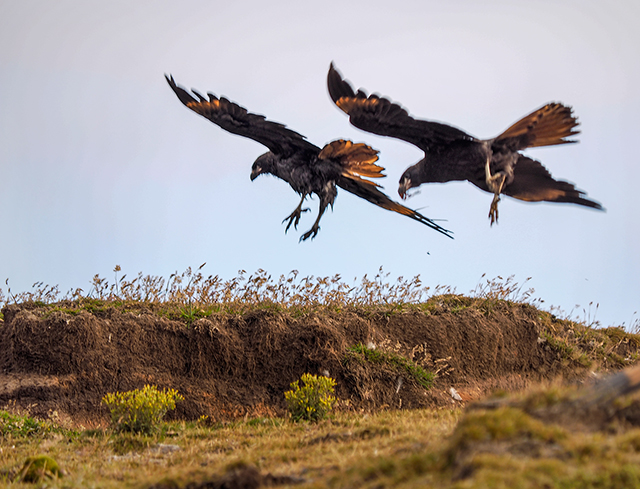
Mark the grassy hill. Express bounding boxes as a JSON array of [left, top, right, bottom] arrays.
[[2, 270, 640, 487]]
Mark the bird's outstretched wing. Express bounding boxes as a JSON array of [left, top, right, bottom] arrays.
[[495, 103, 580, 151], [327, 63, 474, 152], [336, 176, 453, 238], [505, 156, 603, 209], [166, 75, 319, 156]]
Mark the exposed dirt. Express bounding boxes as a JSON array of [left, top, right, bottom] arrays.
[[0, 300, 636, 425]]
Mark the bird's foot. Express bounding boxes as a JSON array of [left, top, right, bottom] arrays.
[[282, 207, 310, 233], [485, 155, 505, 226], [299, 225, 320, 242], [484, 153, 507, 193], [488, 194, 500, 225]]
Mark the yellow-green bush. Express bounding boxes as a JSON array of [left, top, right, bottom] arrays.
[[17, 455, 63, 483], [102, 385, 184, 433], [284, 373, 336, 422]]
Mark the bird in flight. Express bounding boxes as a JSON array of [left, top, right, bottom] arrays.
[[166, 75, 452, 240], [327, 63, 603, 224]]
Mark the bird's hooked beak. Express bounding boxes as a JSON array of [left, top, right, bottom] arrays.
[[398, 176, 412, 200], [250, 165, 262, 181]]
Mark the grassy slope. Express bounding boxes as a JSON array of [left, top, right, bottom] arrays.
[[3, 398, 640, 488], [2, 270, 640, 487]]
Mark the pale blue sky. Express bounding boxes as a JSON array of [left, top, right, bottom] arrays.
[[1, 1, 638, 327]]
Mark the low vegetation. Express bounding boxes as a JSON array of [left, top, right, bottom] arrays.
[[3, 385, 640, 488], [102, 385, 184, 434], [1, 268, 640, 486], [0, 266, 632, 328], [0, 409, 66, 439], [345, 343, 435, 389], [284, 373, 337, 422], [0, 266, 547, 317], [16, 455, 64, 484]]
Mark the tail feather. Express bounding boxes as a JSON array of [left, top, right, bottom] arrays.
[[337, 176, 453, 238], [496, 103, 580, 150], [319, 139, 385, 186], [505, 156, 604, 210]]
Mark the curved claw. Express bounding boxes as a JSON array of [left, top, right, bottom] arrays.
[[282, 207, 310, 233], [299, 225, 320, 242], [488, 195, 500, 226], [484, 152, 506, 227]]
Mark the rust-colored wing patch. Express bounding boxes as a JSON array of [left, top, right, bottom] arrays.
[[166, 74, 320, 156], [187, 99, 222, 116], [510, 187, 568, 202], [319, 139, 380, 168], [188, 99, 220, 109], [497, 103, 580, 148], [335, 96, 380, 116], [319, 139, 384, 187]]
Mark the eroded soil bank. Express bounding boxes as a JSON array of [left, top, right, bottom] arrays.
[[1, 298, 637, 423]]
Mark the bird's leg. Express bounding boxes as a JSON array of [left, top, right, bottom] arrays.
[[300, 202, 327, 242], [485, 154, 507, 226], [282, 194, 310, 233]]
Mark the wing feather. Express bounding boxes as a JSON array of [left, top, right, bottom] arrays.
[[166, 75, 319, 156], [327, 63, 474, 152]]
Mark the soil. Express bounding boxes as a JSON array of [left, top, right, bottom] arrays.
[[0, 300, 634, 425]]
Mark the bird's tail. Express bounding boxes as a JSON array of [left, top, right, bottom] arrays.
[[336, 176, 453, 238], [505, 156, 604, 210], [319, 139, 385, 187], [496, 103, 580, 149]]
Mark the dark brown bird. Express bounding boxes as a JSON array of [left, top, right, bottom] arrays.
[[166, 75, 452, 240], [327, 63, 603, 224]]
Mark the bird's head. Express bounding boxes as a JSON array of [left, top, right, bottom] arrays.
[[250, 164, 262, 181], [250, 152, 276, 181], [398, 169, 418, 199]]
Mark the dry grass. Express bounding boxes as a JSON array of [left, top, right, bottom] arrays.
[[0, 266, 562, 319], [2, 268, 638, 376], [1, 266, 607, 322], [3, 265, 447, 310], [5, 393, 640, 488], [0, 407, 460, 488]]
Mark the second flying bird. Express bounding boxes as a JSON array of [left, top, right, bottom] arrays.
[[327, 64, 603, 224]]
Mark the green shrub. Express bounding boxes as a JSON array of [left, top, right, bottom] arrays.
[[17, 455, 63, 483], [102, 385, 184, 433], [0, 410, 57, 438], [284, 373, 336, 422]]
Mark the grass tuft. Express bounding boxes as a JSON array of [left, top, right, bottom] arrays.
[[346, 343, 435, 389], [0, 410, 64, 439]]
